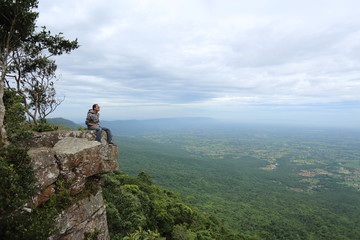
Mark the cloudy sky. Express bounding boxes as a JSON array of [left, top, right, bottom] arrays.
[[37, 0, 360, 128]]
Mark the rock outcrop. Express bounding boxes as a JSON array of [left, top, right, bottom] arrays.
[[26, 130, 118, 240], [49, 190, 110, 240]]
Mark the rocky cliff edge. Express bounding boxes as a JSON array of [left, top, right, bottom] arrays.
[[26, 130, 118, 240]]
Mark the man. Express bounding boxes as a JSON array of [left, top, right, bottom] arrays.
[[85, 104, 114, 144]]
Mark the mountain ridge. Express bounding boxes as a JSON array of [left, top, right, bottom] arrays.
[[47, 117, 81, 130], [48, 117, 220, 135]]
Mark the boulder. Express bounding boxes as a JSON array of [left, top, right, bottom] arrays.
[[53, 137, 118, 194], [25, 130, 118, 239], [28, 147, 59, 190], [26, 130, 109, 148]]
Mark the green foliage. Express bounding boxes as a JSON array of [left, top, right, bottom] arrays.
[[123, 227, 163, 240], [4, 88, 60, 134], [138, 171, 153, 185], [15, 26, 78, 123], [3, 89, 26, 130], [0, 204, 56, 240], [31, 118, 59, 132], [0, 139, 72, 240], [0, 142, 56, 240], [103, 171, 237, 240], [3, 88, 33, 142], [0, 0, 38, 51], [172, 224, 196, 240], [0, 174, 101, 240], [115, 128, 360, 240], [1, 0, 79, 126], [0, 144, 35, 219], [1, 83, 57, 239], [1, 175, 103, 240], [84, 229, 100, 240], [50, 178, 73, 210]]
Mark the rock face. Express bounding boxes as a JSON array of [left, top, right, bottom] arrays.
[[27, 130, 118, 240], [49, 190, 110, 240]]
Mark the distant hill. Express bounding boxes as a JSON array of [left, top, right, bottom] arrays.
[[47, 117, 220, 135], [47, 117, 81, 130], [102, 117, 219, 135]]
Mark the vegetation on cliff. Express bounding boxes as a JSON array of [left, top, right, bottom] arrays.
[[0, 89, 56, 239], [0, 92, 108, 239], [103, 171, 250, 240], [1, 80, 81, 240], [1, 2, 79, 237]]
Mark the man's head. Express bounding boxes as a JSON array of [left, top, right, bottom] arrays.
[[92, 104, 100, 112]]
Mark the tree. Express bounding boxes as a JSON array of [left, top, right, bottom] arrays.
[[0, 0, 38, 143], [3, 88, 27, 141], [5, 27, 78, 125], [138, 171, 153, 185], [0, 0, 78, 142]]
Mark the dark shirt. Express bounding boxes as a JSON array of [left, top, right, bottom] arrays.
[[85, 109, 100, 126]]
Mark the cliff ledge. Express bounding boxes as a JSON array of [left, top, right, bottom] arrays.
[[26, 130, 118, 240]]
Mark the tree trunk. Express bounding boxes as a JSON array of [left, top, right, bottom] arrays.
[[0, 71, 8, 144], [0, 15, 13, 146]]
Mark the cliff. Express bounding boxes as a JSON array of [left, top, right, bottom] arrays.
[[26, 130, 118, 240]]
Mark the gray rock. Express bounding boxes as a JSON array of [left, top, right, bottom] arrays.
[[49, 190, 110, 240], [28, 147, 59, 190], [25, 130, 118, 239]]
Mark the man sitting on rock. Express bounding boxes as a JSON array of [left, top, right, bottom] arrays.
[[85, 104, 114, 144]]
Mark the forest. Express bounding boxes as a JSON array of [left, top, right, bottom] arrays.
[[103, 171, 247, 240], [112, 122, 360, 239]]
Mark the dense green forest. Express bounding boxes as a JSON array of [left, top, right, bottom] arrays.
[[114, 125, 360, 239], [103, 171, 248, 240]]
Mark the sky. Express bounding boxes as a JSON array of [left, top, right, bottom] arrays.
[[37, 0, 360, 128]]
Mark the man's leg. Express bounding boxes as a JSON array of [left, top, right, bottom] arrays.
[[102, 126, 113, 143], [88, 126, 102, 142]]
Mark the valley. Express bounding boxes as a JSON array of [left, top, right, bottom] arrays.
[[114, 124, 360, 239]]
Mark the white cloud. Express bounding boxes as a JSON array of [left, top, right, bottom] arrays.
[[36, 0, 360, 126]]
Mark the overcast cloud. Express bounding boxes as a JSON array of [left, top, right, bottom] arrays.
[[37, 0, 360, 128]]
